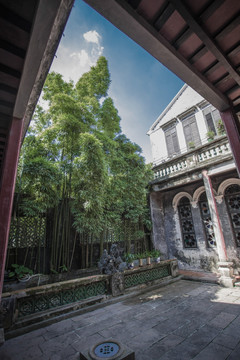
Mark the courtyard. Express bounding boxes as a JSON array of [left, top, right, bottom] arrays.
[[1, 279, 240, 360]]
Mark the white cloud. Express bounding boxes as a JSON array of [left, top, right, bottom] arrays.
[[50, 30, 104, 83], [70, 49, 89, 67], [83, 30, 101, 44]]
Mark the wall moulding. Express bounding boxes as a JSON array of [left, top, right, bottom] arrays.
[[172, 191, 193, 211], [217, 178, 240, 197]]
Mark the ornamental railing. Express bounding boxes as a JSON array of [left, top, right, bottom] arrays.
[[153, 136, 232, 181], [1, 259, 178, 336]]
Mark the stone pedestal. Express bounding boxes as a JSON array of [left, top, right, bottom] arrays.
[[170, 259, 179, 277], [218, 262, 235, 287], [110, 273, 125, 297]]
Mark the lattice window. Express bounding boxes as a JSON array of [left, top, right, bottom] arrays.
[[178, 197, 197, 248], [8, 217, 46, 248], [199, 192, 216, 247], [225, 184, 240, 247]]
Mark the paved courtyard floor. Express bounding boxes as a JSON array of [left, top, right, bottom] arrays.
[[1, 279, 240, 360]]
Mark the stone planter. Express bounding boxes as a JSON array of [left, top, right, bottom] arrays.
[[127, 262, 134, 270], [139, 259, 143, 267], [146, 257, 151, 265], [133, 260, 139, 267]]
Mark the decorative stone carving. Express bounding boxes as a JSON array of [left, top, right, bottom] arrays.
[[98, 244, 123, 275], [215, 195, 223, 204]]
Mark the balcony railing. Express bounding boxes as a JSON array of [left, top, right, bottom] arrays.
[[153, 136, 232, 181]]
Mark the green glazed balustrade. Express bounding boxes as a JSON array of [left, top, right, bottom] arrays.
[[18, 280, 106, 317], [124, 265, 170, 288]]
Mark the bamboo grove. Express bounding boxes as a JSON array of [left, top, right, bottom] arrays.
[[8, 57, 153, 274]]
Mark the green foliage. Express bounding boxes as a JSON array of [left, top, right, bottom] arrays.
[[9, 264, 33, 279], [14, 56, 153, 272], [217, 119, 225, 136], [207, 130, 215, 141], [125, 253, 136, 263], [188, 141, 195, 149], [135, 249, 161, 259], [72, 133, 108, 235], [136, 252, 146, 259], [150, 249, 161, 258]]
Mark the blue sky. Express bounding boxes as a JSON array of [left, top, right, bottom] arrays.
[[50, 0, 184, 163]]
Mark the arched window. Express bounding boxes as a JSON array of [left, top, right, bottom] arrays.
[[199, 192, 216, 247], [225, 184, 240, 247], [178, 197, 197, 248]]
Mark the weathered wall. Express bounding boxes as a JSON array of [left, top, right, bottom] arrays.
[[212, 170, 240, 265], [149, 192, 168, 258], [151, 169, 240, 272], [163, 182, 219, 271]]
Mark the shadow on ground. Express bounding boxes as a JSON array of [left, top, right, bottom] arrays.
[[1, 280, 240, 360]]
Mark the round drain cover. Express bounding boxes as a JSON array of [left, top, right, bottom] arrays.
[[89, 340, 123, 360]]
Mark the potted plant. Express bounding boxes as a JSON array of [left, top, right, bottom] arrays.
[[9, 264, 33, 281], [151, 249, 161, 263], [137, 253, 145, 267], [125, 253, 135, 269], [145, 251, 152, 265], [206, 130, 215, 141], [217, 119, 225, 136], [188, 141, 195, 150]]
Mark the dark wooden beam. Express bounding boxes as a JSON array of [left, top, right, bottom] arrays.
[[227, 42, 240, 58], [169, 0, 240, 86], [154, 3, 175, 31], [234, 102, 240, 113], [199, 0, 224, 22], [0, 99, 14, 108], [0, 39, 26, 59], [174, 27, 192, 50], [0, 117, 24, 300], [0, 63, 21, 78], [214, 12, 240, 42], [0, 113, 12, 124], [188, 45, 207, 64], [0, 4, 32, 32], [0, 83, 17, 95], [214, 65, 240, 87], [84, 0, 230, 111], [203, 60, 220, 76], [128, 0, 142, 10], [225, 84, 239, 96], [220, 109, 240, 177], [0, 136, 6, 142]]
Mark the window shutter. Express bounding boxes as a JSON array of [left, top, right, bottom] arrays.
[[182, 115, 201, 148], [165, 125, 180, 157], [205, 113, 216, 134]]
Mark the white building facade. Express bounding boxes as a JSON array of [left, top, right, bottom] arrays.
[[148, 85, 240, 285]]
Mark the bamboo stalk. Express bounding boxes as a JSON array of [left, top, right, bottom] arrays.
[[69, 231, 77, 270], [90, 233, 93, 267]]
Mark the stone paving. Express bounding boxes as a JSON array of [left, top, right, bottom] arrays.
[[1, 279, 240, 359]]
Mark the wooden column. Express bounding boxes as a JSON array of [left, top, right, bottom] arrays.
[[220, 109, 240, 177], [0, 117, 24, 300]]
